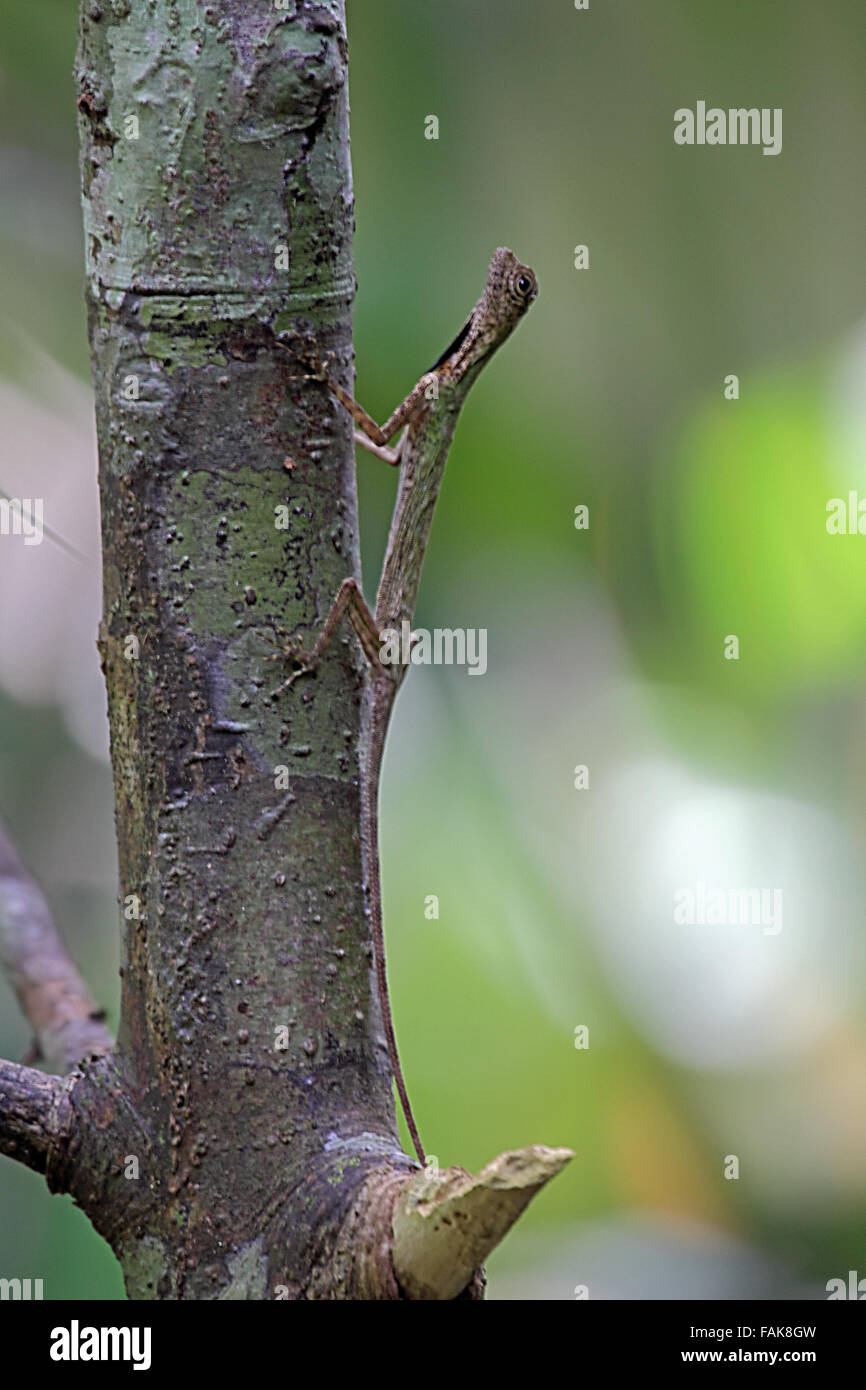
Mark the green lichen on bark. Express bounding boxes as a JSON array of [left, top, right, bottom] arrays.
[[72, 0, 417, 1299]]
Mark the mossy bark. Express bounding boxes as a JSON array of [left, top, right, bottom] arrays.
[[72, 0, 418, 1299]]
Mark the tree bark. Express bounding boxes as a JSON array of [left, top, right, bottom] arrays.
[[0, 0, 571, 1299], [75, 0, 410, 1299]]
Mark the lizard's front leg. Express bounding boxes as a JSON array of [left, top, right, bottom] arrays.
[[352, 425, 407, 467], [276, 333, 431, 462]]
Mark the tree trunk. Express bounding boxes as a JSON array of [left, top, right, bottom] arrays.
[[77, 0, 413, 1299], [0, 0, 570, 1300]]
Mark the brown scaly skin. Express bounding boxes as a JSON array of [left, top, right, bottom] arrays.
[[274, 249, 538, 1164]]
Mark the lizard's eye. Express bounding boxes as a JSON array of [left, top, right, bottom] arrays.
[[513, 271, 536, 303]]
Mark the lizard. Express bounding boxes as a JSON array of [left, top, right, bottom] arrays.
[[272, 247, 538, 1165]]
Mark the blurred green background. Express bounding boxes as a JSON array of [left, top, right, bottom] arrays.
[[2, 0, 866, 1299]]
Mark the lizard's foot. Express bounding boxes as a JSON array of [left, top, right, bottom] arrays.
[[275, 331, 334, 384], [256, 628, 318, 699]]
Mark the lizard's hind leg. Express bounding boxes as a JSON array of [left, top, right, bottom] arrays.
[[265, 578, 385, 699]]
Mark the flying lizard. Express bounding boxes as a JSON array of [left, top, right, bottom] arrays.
[[273, 248, 538, 1164]]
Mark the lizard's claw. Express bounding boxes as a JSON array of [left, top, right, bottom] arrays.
[[256, 628, 317, 699], [270, 664, 315, 698], [275, 332, 334, 384]]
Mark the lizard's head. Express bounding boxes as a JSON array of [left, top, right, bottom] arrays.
[[432, 247, 537, 380], [483, 246, 538, 323]]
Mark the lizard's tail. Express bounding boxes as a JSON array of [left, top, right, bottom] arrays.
[[361, 678, 426, 1166]]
